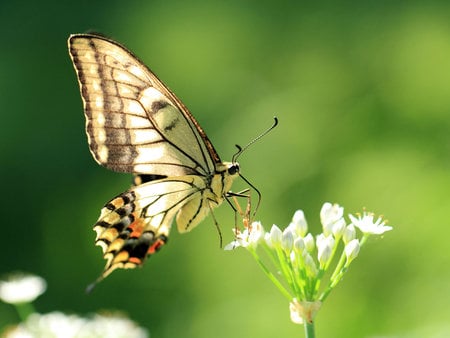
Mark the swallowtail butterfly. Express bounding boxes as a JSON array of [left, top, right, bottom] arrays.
[[68, 33, 245, 281]]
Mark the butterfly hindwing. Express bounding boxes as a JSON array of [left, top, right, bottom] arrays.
[[94, 176, 210, 277]]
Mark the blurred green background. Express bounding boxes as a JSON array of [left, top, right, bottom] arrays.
[[1, 0, 450, 337]]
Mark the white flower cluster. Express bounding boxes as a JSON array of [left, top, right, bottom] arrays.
[[225, 202, 393, 325]]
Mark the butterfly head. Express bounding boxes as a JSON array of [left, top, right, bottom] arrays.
[[227, 162, 240, 176]]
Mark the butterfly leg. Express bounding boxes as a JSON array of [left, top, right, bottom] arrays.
[[206, 199, 224, 248]]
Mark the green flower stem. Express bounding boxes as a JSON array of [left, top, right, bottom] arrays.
[[320, 265, 348, 302], [14, 302, 35, 321], [304, 320, 315, 338], [329, 250, 347, 282], [310, 268, 324, 298], [276, 248, 300, 297], [248, 249, 292, 301], [360, 234, 369, 246]]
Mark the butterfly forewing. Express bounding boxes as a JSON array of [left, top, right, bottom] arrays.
[[68, 34, 240, 280], [68, 35, 218, 177]]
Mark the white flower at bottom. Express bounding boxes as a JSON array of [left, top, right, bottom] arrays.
[[0, 273, 47, 304], [4, 312, 149, 338], [349, 212, 392, 235], [86, 313, 148, 338], [5, 312, 87, 338]]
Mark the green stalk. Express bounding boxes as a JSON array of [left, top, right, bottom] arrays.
[[14, 302, 35, 321], [248, 249, 292, 301], [304, 320, 315, 338]]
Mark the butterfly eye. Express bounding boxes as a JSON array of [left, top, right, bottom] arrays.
[[228, 164, 240, 175]]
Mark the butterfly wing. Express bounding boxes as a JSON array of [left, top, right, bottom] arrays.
[[68, 34, 221, 177]]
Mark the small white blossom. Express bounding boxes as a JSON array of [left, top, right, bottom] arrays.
[[332, 218, 346, 238], [265, 224, 283, 247], [0, 273, 46, 304], [349, 212, 392, 235], [303, 233, 315, 252], [282, 229, 295, 251], [344, 239, 360, 263], [316, 234, 335, 250], [224, 222, 264, 250], [320, 202, 344, 235], [293, 237, 305, 252], [287, 210, 308, 237], [316, 235, 334, 267], [303, 253, 318, 278], [223, 240, 240, 251], [343, 224, 356, 244], [317, 243, 332, 267]]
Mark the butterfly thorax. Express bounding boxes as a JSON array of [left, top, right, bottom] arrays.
[[210, 161, 239, 195]]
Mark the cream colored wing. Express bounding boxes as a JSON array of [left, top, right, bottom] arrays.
[[68, 34, 220, 177]]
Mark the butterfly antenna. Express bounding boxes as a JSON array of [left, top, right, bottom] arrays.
[[232, 116, 278, 163]]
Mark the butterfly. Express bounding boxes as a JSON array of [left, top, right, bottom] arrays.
[[67, 33, 250, 281]]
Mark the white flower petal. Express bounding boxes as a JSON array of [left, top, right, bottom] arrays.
[[350, 212, 393, 235]]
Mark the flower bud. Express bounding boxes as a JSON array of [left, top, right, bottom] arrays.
[[343, 224, 356, 244], [317, 235, 334, 268], [303, 253, 318, 277], [265, 225, 282, 247], [282, 229, 295, 251], [303, 233, 315, 252], [320, 202, 344, 235], [293, 237, 305, 253], [344, 239, 360, 263], [318, 243, 332, 267], [332, 218, 346, 238], [288, 210, 308, 237]]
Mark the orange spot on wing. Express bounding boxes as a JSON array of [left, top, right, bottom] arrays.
[[147, 238, 166, 254], [128, 215, 146, 238], [129, 257, 143, 265]]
